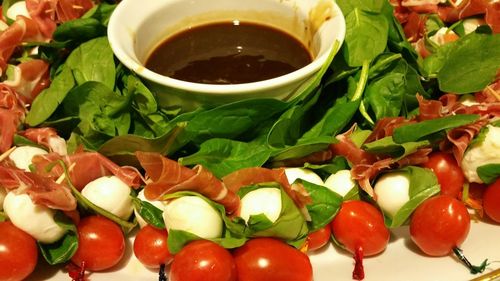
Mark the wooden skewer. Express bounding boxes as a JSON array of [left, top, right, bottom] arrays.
[[470, 268, 500, 281], [0, 147, 16, 162]]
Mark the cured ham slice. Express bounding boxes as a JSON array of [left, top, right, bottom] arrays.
[[0, 85, 26, 153], [31, 152, 142, 190], [222, 167, 312, 209], [3, 59, 50, 103], [0, 16, 44, 74], [19, 127, 67, 155], [136, 151, 240, 214], [485, 1, 500, 33], [329, 126, 377, 165], [365, 117, 414, 143], [440, 118, 489, 162], [26, 0, 94, 38], [0, 165, 76, 211], [403, 12, 428, 42]]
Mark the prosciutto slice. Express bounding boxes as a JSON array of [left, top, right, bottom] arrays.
[[329, 126, 377, 165], [0, 85, 26, 153], [440, 117, 489, 163], [3, 59, 50, 103], [136, 151, 240, 214], [19, 127, 67, 155], [0, 165, 76, 211], [31, 152, 142, 190]]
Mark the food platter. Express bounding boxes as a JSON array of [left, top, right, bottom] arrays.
[[27, 219, 500, 281]]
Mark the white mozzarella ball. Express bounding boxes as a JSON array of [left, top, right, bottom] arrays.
[[6, 1, 30, 21], [284, 167, 324, 185], [8, 146, 48, 172], [134, 189, 166, 228], [324, 169, 356, 197], [0, 187, 6, 211], [462, 18, 486, 35], [3, 192, 66, 243], [163, 196, 222, 239], [462, 125, 500, 183], [81, 176, 134, 220], [374, 172, 411, 218], [239, 187, 282, 224]]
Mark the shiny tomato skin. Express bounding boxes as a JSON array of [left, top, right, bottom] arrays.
[[330, 200, 390, 256], [422, 152, 464, 198], [0, 222, 38, 281], [307, 226, 331, 251], [169, 240, 236, 281], [483, 179, 500, 223], [133, 225, 173, 268], [71, 216, 125, 271], [410, 195, 470, 256], [233, 238, 313, 281]]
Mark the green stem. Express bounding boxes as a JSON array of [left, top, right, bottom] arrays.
[[350, 60, 370, 102], [368, 53, 402, 78]]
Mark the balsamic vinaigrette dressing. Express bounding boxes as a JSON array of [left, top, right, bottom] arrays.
[[145, 21, 313, 84]]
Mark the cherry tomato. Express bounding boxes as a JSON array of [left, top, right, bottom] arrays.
[[133, 225, 173, 268], [0, 221, 38, 281], [233, 238, 313, 281], [71, 216, 125, 271], [330, 200, 390, 257], [422, 152, 464, 198], [169, 240, 236, 281], [306, 226, 331, 251], [410, 195, 470, 256], [330, 200, 390, 280], [483, 179, 500, 223]]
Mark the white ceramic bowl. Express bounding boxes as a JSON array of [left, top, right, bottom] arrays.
[[108, 0, 345, 111]]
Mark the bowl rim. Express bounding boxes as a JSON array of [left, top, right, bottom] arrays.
[[108, 0, 346, 96]]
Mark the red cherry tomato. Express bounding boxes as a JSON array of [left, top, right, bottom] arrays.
[[169, 240, 236, 281], [71, 216, 125, 271], [133, 225, 173, 268], [422, 152, 465, 198], [0, 222, 38, 281], [483, 179, 500, 223], [233, 238, 313, 281], [330, 200, 390, 280], [410, 195, 470, 256], [306, 226, 331, 251]]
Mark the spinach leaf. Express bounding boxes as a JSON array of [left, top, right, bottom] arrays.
[[181, 99, 287, 145], [392, 114, 479, 143], [38, 212, 78, 265], [343, 9, 389, 67], [53, 18, 107, 46], [383, 167, 440, 227], [437, 33, 500, 93], [477, 164, 500, 185], [336, 0, 385, 15], [65, 37, 115, 89], [83, 2, 117, 26], [270, 136, 333, 162], [365, 67, 406, 120], [301, 180, 343, 231], [131, 197, 165, 229], [26, 67, 75, 126], [180, 138, 271, 178], [363, 137, 431, 160]]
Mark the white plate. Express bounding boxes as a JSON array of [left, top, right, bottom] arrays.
[[28, 219, 500, 281]]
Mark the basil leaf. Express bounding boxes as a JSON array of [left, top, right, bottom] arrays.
[[26, 67, 75, 126], [38, 212, 78, 265], [167, 229, 247, 255], [477, 164, 500, 185], [132, 197, 165, 229], [392, 114, 479, 143], [343, 9, 389, 67], [301, 180, 343, 231], [382, 167, 440, 227], [180, 138, 271, 178], [363, 136, 431, 160], [303, 156, 350, 177]]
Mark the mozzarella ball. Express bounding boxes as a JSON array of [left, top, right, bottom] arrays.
[[284, 167, 324, 185], [8, 146, 48, 172], [459, 94, 479, 106], [462, 18, 486, 35], [134, 189, 166, 228], [462, 125, 500, 183], [324, 169, 356, 197], [6, 1, 30, 21], [429, 27, 458, 46], [0, 187, 6, 211], [239, 187, 282, 224], [81, 176, 134, 220], [3, 192, 66, 243], [374, 172, 411, 218], [163, 196, 222, 239]]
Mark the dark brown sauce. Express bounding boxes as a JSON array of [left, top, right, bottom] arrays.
[[145, 21, 312, 84]]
